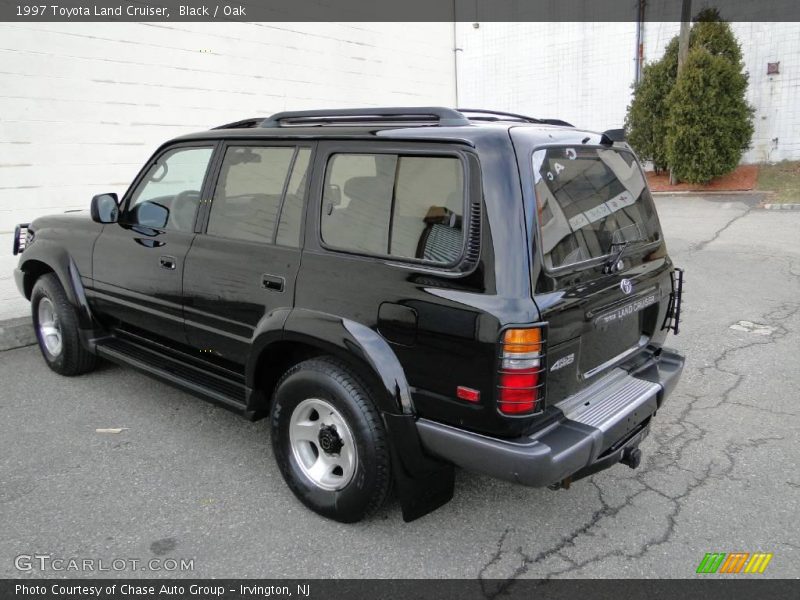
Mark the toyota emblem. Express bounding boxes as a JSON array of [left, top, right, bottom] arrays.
[[620, 279, 633, 295]]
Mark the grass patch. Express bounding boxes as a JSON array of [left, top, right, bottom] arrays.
[[757, 160, 800, 203]]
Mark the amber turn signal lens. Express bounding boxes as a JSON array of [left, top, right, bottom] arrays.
[[502, 328, 542, 354]]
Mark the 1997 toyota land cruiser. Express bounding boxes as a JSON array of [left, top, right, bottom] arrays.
[[13, 107, 684, 522]]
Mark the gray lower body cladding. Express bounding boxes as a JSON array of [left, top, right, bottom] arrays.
[[415, 349, 684, 487]]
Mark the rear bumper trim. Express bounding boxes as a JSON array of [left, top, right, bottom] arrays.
[[416, 349, 684, 487]]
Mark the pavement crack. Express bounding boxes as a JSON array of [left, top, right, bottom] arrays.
[[690, 205, 753, 252]]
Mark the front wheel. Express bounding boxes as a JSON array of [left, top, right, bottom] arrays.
[[270, 357, 391, 523], [30, 273, 97, 376]]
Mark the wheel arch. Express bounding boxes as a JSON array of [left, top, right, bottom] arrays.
[[20, 259, 55, 299], [19, 242, 96, 332], [244, 309, 414, 418]]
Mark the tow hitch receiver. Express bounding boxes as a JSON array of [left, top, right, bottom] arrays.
[[549, 447, 644, 490], [620, 447, 642, 469]]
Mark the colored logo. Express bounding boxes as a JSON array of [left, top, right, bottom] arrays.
[[696, 552, 773, 574], [620, 279, 633, 294]]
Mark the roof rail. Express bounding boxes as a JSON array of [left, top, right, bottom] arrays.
[[212, 118, 264, 130], [260, 107, 471, 128], [456, 108, 543, 124], [540, 118, 574, 127]]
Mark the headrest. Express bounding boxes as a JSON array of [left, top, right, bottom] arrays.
[[343, 176, 393, 204]]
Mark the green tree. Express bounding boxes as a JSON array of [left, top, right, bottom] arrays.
[[665, 47, 754, 184], [625, 10, 754, 183], [625, 38, 678, 172]]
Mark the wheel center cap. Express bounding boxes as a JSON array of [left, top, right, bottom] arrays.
[[318, 424, 343, 455]]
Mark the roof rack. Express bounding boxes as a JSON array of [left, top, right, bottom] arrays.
[[212, 118, 264, 130], [540, 118, 575, 127], [456, 108, 543, 124], [260, 107, 471, 128]]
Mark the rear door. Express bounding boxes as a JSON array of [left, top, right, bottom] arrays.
[[181, 141, 312, 365], [513, 137, 673, 402]]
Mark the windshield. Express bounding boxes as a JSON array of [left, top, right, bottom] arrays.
[[532, 146, 661, 270]]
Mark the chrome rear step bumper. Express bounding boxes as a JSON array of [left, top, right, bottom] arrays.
[[416, 348, 684, 487]]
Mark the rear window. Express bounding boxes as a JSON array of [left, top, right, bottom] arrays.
[[532, 146, 661, 270]]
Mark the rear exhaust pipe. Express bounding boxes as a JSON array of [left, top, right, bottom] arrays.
[[620, 447, 642, 469]]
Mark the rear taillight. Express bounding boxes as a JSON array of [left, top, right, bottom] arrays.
[[497, 326, 546, 415]]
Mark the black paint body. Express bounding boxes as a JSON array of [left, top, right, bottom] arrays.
[[15, 116, 683, 520]]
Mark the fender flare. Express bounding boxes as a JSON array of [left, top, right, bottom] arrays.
[[269, 308, 414, 415], [18, 240, 94, 330]]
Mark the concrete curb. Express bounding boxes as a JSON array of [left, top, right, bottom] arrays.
[[651, 190, 761, 196], [0, 316, 36, 352], [761, 203, 800, 210]]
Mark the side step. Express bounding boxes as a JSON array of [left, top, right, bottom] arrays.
[[95, 336, 250, 417]]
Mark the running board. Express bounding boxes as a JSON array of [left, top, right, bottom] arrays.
[[95, 337, 251, 417]]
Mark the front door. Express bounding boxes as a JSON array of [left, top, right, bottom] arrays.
[[182, 142, 313, 364], [90, 143, 216, 344]]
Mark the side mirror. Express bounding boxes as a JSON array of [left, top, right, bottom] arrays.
[[133, 201, 169, 229], [90, 193, 119, 224]]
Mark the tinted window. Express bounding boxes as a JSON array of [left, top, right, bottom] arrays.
[[275, 148, 311, 247], [127, 146, 213, 231], [532, 147, 661, 270], [207, 146, 295, 243], [320, 153, 465, 264]]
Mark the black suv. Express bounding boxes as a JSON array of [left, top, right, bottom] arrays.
[[13, 107, 684, 523]]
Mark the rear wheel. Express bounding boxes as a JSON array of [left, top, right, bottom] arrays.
[[270, 357, 391, 522], [31, 273, 96, 376]]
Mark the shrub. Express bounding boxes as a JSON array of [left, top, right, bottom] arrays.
[[625, 11, 754, 183], [665, 47, 754, 184], [625, 38, 678, 172]]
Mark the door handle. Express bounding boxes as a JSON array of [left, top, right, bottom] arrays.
[[159, 255, 177, 270], [261, 273, 285, 292]]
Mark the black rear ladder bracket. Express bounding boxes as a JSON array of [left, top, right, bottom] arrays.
[[661, 267, 684, 335]]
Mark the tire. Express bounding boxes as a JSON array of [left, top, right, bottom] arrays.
[[30, 273, 97, 376], [270, 357, 391, 523]]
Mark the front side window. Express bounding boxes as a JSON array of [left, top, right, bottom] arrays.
[[207, 146, 295, 243], [320, 152, 465, 265], [127, 146, 213, 231], [532, 146, 661, 270]]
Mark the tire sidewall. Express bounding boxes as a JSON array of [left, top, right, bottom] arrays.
[[271, 365, 386, 522], [31, 278, 67, 370]]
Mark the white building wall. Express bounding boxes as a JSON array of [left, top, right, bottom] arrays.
[[457, 21, 800, 164], [456, 22, 637, 132], [0, 22, 456, 233]]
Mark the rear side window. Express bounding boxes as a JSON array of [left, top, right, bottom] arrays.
[[320, 153, 465, 265], [532, 146, 661, 270], [207, 146, 308, 245]]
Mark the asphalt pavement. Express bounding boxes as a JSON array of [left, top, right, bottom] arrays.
[[1, 194, 798, 581]]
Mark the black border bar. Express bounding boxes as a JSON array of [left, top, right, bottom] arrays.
[[1, 0, 800, 22], [2, 579, 799, 600]]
